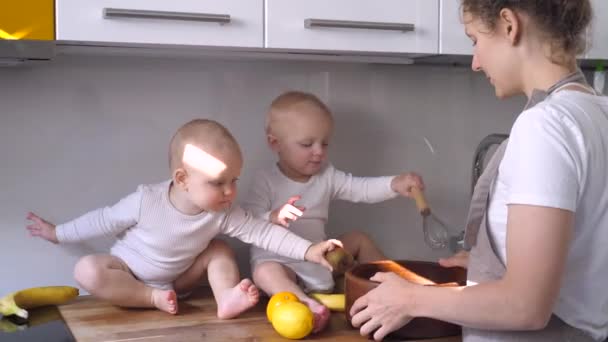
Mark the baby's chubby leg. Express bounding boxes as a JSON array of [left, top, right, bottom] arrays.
[[339, 231, 386, 264], [253, 262, 330, 333], [174, 239, 259, 319], [73, 254, 177, 314]]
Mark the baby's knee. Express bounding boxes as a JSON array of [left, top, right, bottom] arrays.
[[252, 261, 279, 279], [344, 230, 374, 244], [206, 239, 235, 257], [252, 261, 295, 287], [74, 255, 104, 290]]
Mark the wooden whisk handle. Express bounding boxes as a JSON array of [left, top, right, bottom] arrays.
[[410, 186, 430, 216]]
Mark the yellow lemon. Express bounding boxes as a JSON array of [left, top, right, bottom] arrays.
[[266, 291, 299, 322], [271, 301, 314, 340]]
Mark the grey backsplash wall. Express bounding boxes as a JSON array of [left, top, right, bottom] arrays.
[[0, 55, 525, 293]]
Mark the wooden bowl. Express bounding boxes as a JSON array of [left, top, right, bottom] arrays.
[[345, 260, 466, 340]]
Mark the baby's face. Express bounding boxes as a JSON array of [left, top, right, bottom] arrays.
[[274, 110, 333, 181], [182, 144, 242, 212]]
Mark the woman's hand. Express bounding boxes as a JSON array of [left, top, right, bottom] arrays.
[[438, 250, 470, 269], [269, 195, 305, 228], [350, 272, 417, 341]]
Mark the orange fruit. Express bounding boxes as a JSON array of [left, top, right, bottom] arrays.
[[266, 291, 299, 322], [271, 301, 314, 339]]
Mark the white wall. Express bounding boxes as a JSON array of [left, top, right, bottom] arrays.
[[0, 55, 524, 294]]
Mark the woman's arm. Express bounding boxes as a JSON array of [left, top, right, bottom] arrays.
[[351, 204, 573, 340]]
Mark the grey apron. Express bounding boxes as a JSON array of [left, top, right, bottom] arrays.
[[461, 70, 596, 342]]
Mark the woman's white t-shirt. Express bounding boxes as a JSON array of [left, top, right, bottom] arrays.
[[487, 90, 608, 340]]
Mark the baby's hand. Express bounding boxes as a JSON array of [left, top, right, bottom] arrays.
[[26, 212, 59, 244], [270, 195, 305, 228], [304, 239, 343, 271], [391, 172, 425, 197]]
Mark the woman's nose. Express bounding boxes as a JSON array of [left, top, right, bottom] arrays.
[[471, 54, 482, 72]]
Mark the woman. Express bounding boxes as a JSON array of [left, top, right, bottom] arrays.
[[350, 1, 608, 341]]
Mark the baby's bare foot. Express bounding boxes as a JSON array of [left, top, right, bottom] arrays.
[[216, 279, 260, 319], [151, 289, 178, 314], [302, 297, 330, 333]]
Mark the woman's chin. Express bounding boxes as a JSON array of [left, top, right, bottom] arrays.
[[493, 84, 520, 100], [494, 88, 511, 100]]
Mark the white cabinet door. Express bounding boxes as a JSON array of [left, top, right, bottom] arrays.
[[56, 0, 263, 48], [265, 0, 439, 54], [587, 0, 608, 59], [439, 0, 471, 55]]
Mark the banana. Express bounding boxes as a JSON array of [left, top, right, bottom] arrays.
[[0, 318, 25, 333], [0, 286, 79, 319], [310, 293, 345, 312]]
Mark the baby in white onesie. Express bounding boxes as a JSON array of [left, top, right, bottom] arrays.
[[242, 91, 424, 332], [26, 119, 339, 319]]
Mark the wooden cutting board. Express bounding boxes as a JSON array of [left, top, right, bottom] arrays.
[[58, 287, 461, 341]]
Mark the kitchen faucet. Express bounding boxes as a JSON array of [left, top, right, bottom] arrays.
[[471, 133, 509, 194], [449, 133, 509, 253]]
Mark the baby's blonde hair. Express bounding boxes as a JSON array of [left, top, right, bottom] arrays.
[[168, 119, 242, 172], [265, 91, 333, 135]]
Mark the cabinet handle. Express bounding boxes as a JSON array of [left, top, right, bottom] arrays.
[[103, 8, 231, 24], [304, 18, 414, 32]]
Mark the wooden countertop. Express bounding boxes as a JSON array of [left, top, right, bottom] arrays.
[[58, 287, 461, 341]]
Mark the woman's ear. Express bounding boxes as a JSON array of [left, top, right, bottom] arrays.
[[499, 8, 521, 45], [173, 167, 189, 192], [267, 133, 280, 152]]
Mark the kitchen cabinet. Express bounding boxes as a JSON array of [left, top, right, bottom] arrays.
[[587, 0, 608, 59], [439, 0, 471, 55], [56, 0, 264, 48], [0, 0, 54, 40], [440, 0, 608, 60], [265, 0, 440, 54]]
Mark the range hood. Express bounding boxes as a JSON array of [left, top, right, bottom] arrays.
[[0, 40, 55, 66], [0, 37, 421, 66], [0, 38, 419, 66]]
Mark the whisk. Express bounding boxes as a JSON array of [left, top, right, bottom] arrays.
[[410, 187, 450, 249]]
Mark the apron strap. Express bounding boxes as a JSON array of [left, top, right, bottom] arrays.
[[463, 69, 591, 250], [552, 82, 599, 96]]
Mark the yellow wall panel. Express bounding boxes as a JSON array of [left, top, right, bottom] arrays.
[[0, 0, 54, 40]]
